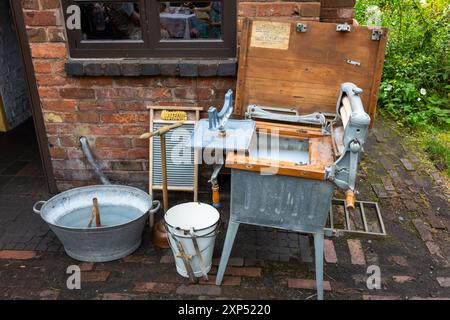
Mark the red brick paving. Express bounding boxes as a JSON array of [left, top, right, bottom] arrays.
[[409, 297, 450, 300], [436, 277, 450, 288], [0, 250, 36, 260], [388, 255, 409, 267], [199, 275, 241, 286], [222, 267, 262, 278], [133, 282, 177, 294], [176, 284, 222, 296], [412, 219, 433, 242], [324, 239, 338, 264], [288, 279, 332, 291], [425, 241, 445, 259], [79, 263, 94, 271], [213, 257, 244, 267], [160, 255, 174, 264], [122, 255, 156, 264], [98, 293, 145, 300], [82, 271, 110, 282], [363, 295, 401, 300], [38, 289, 60, 300], [347, 240, 366, 265], [393, 276, 415, 284]]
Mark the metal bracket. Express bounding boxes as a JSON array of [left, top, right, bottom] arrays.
[[208, 89, 233, 132], [346, 59, 361, 67], [246, 104, 326, 126], [296, 23, 308, 33], [371, 29, 383, 41], [208, 163, 223, 187], [336, 23, 352, 32]]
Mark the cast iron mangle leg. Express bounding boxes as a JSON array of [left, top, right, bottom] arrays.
[[313, 232, 325, 300], [216, 221, 240, 285]]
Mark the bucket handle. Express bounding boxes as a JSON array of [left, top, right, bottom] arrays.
[[166, 229, 198, 283], [149, 200, 161, 215], [169, 218, 222, 239], [32, 201, 46, 214], [189, 227, 209, 281], [164, 220, 222, 282]]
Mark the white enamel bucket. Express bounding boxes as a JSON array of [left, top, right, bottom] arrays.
[[164, 202, 220, 278]]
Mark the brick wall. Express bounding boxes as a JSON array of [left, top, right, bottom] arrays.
[[22, 0, 354, 191], [320, 0, 355, 24], [0, 0, 31, 131]]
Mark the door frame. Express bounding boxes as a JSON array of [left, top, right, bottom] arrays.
[[10, 0, 58, 194]]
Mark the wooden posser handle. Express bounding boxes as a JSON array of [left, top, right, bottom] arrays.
[[92, 197, 101, 227], [140, 121, 184, 139], [345, 190, 355, 211]]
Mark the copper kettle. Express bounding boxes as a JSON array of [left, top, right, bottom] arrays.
[[152, 219, 170, 249]]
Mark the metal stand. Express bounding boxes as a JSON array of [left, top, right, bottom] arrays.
[[313, 232, 324, 300], [215, 221, 240, 286], [216, 221, 325, 300]]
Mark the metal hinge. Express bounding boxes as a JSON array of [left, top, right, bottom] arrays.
[[336, 23, 352, 32], [371, 29, 383, 41], [346, 59, 361, 67], [296, 23, 308, 33]]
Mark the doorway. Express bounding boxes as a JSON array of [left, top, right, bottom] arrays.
[[3, 0, 57, 194]]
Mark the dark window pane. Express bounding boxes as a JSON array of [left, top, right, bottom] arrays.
[[80, 2, 142, 40], [160, 1, 222, 40]]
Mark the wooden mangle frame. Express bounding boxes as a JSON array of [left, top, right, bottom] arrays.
[[147, 106, 203, 202]]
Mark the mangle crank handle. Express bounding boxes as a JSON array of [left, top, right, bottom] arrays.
[[208, 163, 224, 209], [345, 190, 356, 211], [327, 83, 372, 211]]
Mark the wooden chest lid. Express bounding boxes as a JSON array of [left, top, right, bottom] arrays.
[[235, 19, 388, 125]]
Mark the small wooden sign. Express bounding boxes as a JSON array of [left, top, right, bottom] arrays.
[[250, 20, 291, 50]]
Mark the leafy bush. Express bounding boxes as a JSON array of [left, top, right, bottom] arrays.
[[355, 0, 449, 129]]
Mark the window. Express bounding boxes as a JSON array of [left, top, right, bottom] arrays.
[[62, 0, 236, 58]]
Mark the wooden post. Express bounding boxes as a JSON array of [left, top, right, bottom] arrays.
[[92, 197, 101, 227], [160, 135, 169, 213]]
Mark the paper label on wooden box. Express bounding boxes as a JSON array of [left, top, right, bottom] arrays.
[[250, 21, 291, 50]]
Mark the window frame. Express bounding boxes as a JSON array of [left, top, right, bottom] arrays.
[[61, 0, 237, 59]]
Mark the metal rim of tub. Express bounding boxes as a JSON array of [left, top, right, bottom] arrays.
[[32, 185, 160, 231]]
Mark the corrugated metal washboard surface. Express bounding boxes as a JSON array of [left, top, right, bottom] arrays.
[[152, 122, 195, 189]]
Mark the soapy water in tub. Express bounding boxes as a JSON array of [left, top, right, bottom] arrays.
[[56, 205, 144, 228]]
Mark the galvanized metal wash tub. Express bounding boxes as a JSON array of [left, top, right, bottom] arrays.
[[33, 185, 159, 262]]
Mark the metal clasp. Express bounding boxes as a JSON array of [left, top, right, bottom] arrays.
[[296, 23, 308, 33], [336, 23, 352, 32], [346, 59, 361, 67], [371, 29, 383, 41]]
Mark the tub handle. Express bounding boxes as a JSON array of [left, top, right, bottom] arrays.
[[33, 201, 46, 214], [149, 200, 161, 215]]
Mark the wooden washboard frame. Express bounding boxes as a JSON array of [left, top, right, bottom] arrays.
[[147, 106, 202, 202]]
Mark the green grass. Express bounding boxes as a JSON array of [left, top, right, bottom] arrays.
[[406, 125, 450, 177], [420, 129, 450, 177]]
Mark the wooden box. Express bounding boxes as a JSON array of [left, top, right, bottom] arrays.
[[226, 18, 388, 180]]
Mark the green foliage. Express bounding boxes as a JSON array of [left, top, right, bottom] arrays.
[[355, 0, 450, 129], [424, 135, 450, 176]]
